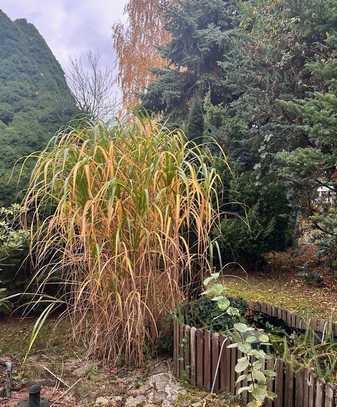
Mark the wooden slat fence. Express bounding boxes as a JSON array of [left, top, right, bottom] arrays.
[[234, 298, 337, 337], [173, 319, 337, 407]]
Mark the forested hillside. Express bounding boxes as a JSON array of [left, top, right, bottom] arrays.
[[0, 10, 77, 205]]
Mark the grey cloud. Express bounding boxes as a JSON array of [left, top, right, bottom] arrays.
[[1, 0, 126, 70]]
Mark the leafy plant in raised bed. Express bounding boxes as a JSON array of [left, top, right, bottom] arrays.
[[203, 273, 276, 406], [284, 323, 337, 383]]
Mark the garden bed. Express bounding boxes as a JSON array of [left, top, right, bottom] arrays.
[[173, 298, 337, 406]]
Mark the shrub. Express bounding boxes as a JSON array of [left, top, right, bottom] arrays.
[[0, 204, 29, 312], [216, 174, 293, 265], [23, 117, 221, 366]]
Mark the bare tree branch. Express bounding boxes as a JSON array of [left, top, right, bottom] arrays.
[[66, 51, 117, 122]]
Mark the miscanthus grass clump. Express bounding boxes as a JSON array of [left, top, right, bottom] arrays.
[[24, 117, 223, 366]]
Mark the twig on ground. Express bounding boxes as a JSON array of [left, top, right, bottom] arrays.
[[43, 366, 69, 388]]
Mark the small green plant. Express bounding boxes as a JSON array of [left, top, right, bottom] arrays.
[[229, 323, 276, 407], [203, 273, 276, 406], [284, 322, 337, 383]]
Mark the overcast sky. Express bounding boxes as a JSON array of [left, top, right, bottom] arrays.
[[1, 0, 127, 71]]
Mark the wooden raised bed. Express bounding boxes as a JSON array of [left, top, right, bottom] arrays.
[[173, 300, 337, 406], [240, 299, 336, 337]]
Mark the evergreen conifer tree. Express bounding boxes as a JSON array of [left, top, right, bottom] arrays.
[[186, 98, 204, 142]]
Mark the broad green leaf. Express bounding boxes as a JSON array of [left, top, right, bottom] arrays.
[[217, 297, 230, 310], [227, 306, 240, 316], [205, 283, 225, 298], [258, 334, 269, 343], [246, 335, 257, 343], [234, 323, 250, 333], [238, 343, 252, 353], [252, 369, 266, 384], [251, 349, 266, 359], [253, 361, 263, 370], [251, 385, 268, 401], [235, 357, 249, 373]]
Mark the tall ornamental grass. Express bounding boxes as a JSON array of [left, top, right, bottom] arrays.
[[23, 117, 222, 366]]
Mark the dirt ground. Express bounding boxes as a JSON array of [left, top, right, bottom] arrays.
[[0, 318, 237, 407], [1, 245, 335, 406]]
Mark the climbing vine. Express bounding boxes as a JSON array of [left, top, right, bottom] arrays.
[[203, 273, 276, 406]]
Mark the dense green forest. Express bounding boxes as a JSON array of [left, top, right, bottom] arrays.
[[142, 0, 337, 266], [0, 10, 77, 206]]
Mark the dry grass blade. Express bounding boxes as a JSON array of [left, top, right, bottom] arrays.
[[23, 116, 224, 366]]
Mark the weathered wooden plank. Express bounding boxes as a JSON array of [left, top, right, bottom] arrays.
[[190, 327, 196, 386], [297, 315, 303, 330], [173, 319, 177, 376], [230, 345, 237, 393], [315, 378, 324, 407], [218, 335, 227, 392], [241, 366, 249, 405], [225, 339, 231, 393], [211, 333, 220, 392], [295, 369, 304, 407], [203, 330, 211, 390], [277, 307, 283, 321], [184, 325, 191, 381], [265, 358, 274, 407], [324, 383, 334, 407], [284, 363, 294, 407], [303, 368, 310, 407], [179, 324, 185, 377], [177, 320, 182, 377], [293, 314, 299, 330], [266, 303, 272, 316], [235, 349, 242, 397], [308, 370, 315, 407], [290, 312, 296, 330], [196, 329, 204, 388], [275, 359, 284, 407], [281, 308, 287, 324]]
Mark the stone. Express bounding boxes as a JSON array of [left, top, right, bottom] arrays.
[[95, 397, 110, 406], [125, 395, 147, 407], [146, 373, 179, 405], [110, 396, 124, 406]]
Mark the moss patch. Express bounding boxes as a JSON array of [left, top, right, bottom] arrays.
[[225, 274, 337, 321]]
